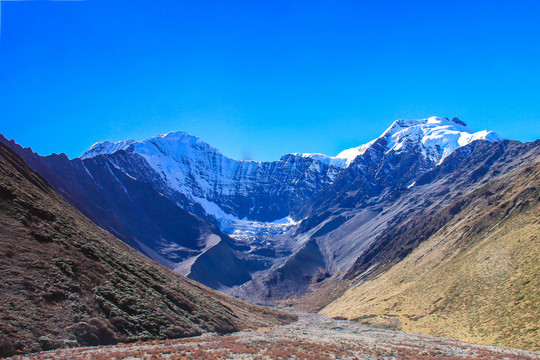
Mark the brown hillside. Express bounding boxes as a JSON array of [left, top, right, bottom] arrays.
[[0, 141, 295, 357], [321, 160, 540, 351]]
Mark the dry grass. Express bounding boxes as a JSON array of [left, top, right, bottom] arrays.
[[321, 162, 540, 351], [12, 335, 538, 360]]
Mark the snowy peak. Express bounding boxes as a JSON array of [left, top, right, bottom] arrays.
[[380, 116, 502, 164], [334, 139, 377, 166], [382, 116, 471, 139], [290, 141, 375, 168], [296, 116, 501, 167], [81, 131, 215, 160], [144, 131, 215, 152], [133, 131, 225, 164], [82, 116, 500, 169], [81, 139, 136, 159], [79, 129, 341, 224], [289, 153, 349, 168]]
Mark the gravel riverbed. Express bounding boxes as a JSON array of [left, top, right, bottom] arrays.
[[12, 311, 540, 359]]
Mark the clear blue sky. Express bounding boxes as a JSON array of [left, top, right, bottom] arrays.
[[1, 0, 539, 161]]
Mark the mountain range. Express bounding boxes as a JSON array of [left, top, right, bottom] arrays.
[[1, 116, 538, 351]]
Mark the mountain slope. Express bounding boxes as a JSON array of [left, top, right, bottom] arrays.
[[0, 141, 295, 357], [320, 158, 540, 351], [231, 133, 512, 305], [342, 139, 540, 281], [0, 136, 257, 290]]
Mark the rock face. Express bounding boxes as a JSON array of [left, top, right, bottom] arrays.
[[0, 140, 295, 357], [81, 131, 341, 222]]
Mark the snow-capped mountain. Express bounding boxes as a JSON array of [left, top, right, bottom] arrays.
[[378, 116, 501, 164], [81, 116, 500, 225], [1, 116, 504, 291], [295, 116, 501, 167], [82, 130, 341, 224]]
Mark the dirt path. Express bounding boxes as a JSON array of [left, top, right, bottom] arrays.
[[12, 311, 540, 359]]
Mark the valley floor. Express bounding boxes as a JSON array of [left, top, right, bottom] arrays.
[[11, 312, 539, 360]]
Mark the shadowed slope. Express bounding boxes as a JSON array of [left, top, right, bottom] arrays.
[[0, 141, 295, 357], [0, 135, 255, 289]]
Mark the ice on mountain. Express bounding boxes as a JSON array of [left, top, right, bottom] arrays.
[[78, 116, 501, 244]]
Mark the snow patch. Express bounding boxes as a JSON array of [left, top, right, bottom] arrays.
[[192, 196, 239, 221], [221, 217, 298, 245]]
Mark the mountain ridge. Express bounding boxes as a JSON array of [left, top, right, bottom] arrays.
[[81, 116, 500, 170]]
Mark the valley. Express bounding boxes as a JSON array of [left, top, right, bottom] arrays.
[[1, 116, 539, 355]]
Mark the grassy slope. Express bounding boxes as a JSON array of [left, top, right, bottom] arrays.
[[321, 161, 540, 351], [0, 141, 295, 357]]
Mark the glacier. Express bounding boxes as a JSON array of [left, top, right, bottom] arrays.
[[80, 117, 501, 242]]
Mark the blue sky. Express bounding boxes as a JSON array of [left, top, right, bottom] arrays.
[[0, 0, 539, 161]]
